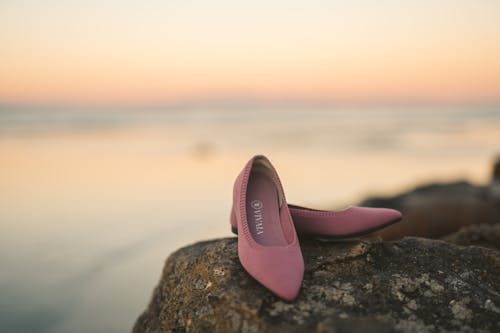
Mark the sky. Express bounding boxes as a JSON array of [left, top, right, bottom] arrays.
[[0, 0, 499, 106]]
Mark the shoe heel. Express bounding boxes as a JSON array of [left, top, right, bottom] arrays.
[[230, 210, 238, 235]]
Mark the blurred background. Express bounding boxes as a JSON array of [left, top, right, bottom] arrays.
[[1, 1, 499, 332]]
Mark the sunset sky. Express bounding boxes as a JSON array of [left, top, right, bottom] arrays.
[[1, 0, 499, 105]]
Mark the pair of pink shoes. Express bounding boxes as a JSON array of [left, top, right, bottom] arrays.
[[230, 155, 402, 301]]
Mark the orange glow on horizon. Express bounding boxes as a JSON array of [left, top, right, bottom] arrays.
[[1, 0, 499, 105]]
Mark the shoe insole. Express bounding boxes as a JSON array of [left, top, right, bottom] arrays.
[[246, 170, 288, 246]]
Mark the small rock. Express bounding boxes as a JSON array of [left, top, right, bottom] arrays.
[[406, 300, 418, 311], [492, 156, 500, 182], [484, 299, 500, 314], [449, 299, 473, 321]]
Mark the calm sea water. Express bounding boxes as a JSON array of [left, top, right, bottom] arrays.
[[1, 105, 499, 333]]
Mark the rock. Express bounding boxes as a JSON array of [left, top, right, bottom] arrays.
[[441, 223, 500, 250], [492, 156, 500, 182], [132, 237, 500, 333], [360, 181, 500, 240], [358, 157, 500, 241]]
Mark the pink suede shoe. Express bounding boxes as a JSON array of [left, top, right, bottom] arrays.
[[231, 155, 304, 301], [232, 204, 402, 239], [287, 204, 402, 238]]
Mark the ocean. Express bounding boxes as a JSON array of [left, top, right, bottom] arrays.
[[0, 105, 499, 332]]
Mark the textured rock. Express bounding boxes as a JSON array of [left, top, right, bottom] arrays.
[[441, 223, 500, 250], [133, 236, 500, 333], [492, 157, 500, 182], [360, 181, 500, 240], [360, 158, 500, 240]]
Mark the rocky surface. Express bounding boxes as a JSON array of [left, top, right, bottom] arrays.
[[359, 158, 500, 240], [441, 223, 500, 250], [360, 180, 500, 240], [133, 235, 500, 333]]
